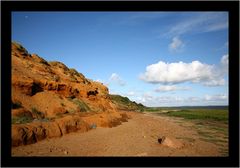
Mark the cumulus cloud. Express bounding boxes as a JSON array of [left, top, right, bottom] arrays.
[[140, 55, 228, 87], [109, 73, 126, 86], [169, 36, 184, 52], [155, 85, 190, 92]]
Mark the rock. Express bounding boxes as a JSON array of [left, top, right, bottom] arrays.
[[11, 42, 137, 148], [158, 136, 184, 149], [12, 108, 33, 118], [158, 136, 166, 144], [53, 107, 68, 116], [12, 126, 26, 147]]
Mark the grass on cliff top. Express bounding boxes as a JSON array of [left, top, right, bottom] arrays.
[[109, 94, 145, 112], [12, 41, 28, 53], [160, 109, 228, 122]]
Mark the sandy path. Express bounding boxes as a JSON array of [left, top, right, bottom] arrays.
[[12, 112, 220, 156]]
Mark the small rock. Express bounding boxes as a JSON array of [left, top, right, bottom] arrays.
[[64, 150, 68, 155], [158, 136, 166, 144]]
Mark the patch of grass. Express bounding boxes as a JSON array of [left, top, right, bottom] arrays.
[[48, 61, 69, 71], [210, 126, 227, 132], [70, 77, 77, 82], [144, 107, 178, 112], [176, 137, 195, 142], [144, 108, 161, 112], [109, 94, 145, 112], [67, 95, 76, 100], [197, 130, 215, 138], [162, 109, 228, 122], [72, 98, 90, 112], [12, 41, 28, 53], [219, 149, 228, 156], [69, 68, 80, 77], [31, 107, 45, 119], [199, 137, 217, 143], [12, 116, 33, 124]]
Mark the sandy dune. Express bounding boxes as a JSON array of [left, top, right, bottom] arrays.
[[12, 112, 220, 156]]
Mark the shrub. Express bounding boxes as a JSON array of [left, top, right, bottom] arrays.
[[72, 98, 91, 112], [67, 95, 76, 100], [39, 59, 49, 66], [70, 76, 77, 82], [69, 68, 80, 77], [48, 61, 69, 71], [12, 41, 28, 54], [109, 94, 145, 112], [31, 107, 45, 119]]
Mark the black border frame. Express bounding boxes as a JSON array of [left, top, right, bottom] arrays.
[[1, 1, 239, 167]]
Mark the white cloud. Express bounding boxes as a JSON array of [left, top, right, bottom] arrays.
[[221, 54, 228, 72], [140, 55, 228, 87], [204, 94, 228, 101], [155, 85, 190, 92], [134, 93, 228, 107], [166, 12, 228, 37], [169, 36, 184, 52], [109, 73, 126, 86]]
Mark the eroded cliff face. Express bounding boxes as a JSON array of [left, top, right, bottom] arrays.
[[11, 42, 130, 147]]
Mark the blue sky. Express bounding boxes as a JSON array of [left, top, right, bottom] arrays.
[[12, 12, 228, 107]]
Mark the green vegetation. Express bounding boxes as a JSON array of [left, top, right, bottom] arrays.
[[31, 107, 45, 119], [12, 41, 28, 53], [175, 137, 195, 142], [12, 116, 33, 124], [72, 98, 91, 112], [69, 68, 81, 77], [48, 61, 69, 71], [158, 108, 229, 156], [109, 94, 145, 112], [67, 95, 76, 99], [161, 109, 228, 122]]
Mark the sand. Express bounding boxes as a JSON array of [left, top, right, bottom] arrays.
[[12, 112, 220, 156]]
